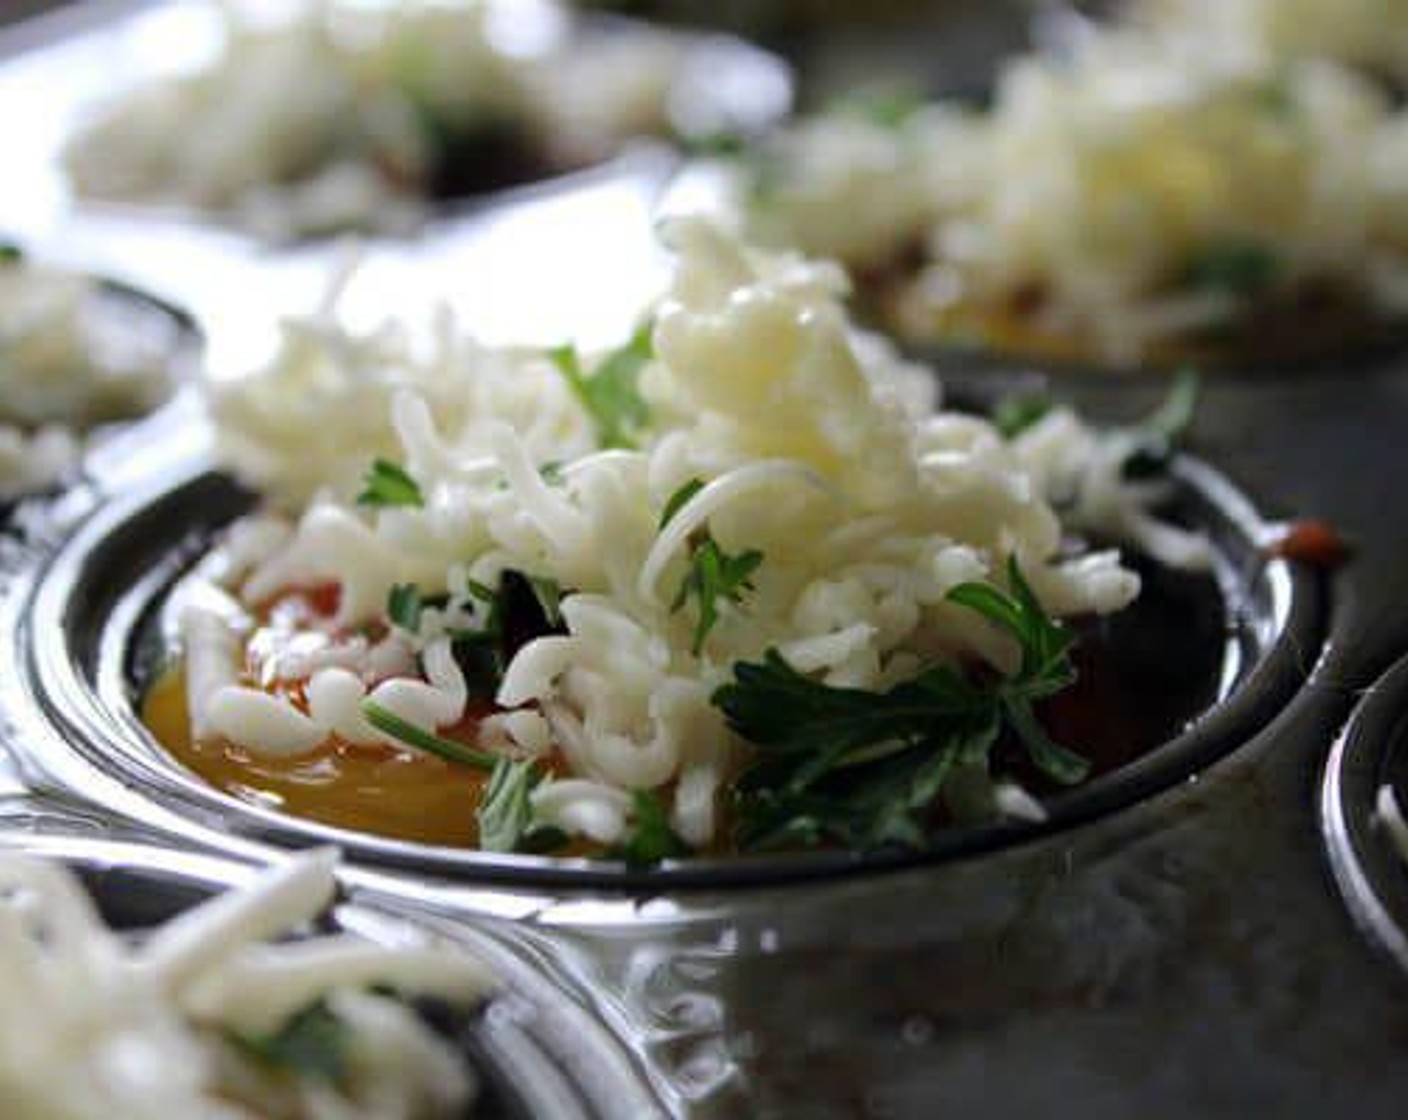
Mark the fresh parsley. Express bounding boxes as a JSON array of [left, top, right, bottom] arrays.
[[549, 323, 654, 450], [383, 571, 563, 695], [676, 129, 748, 158], [833, 86, 927, 130], [658, 477, 705, 529], [672, 539, 764, 656], [226, 1000, 350, 1084], [1184, 239, 1279, 299], [713, 558, 1086, 853], [360, 700, 497, 771], [356, 458, 424, 509], [993, 391, 1054, 439], [476, 756, 567, 854], [0, 241, 21, 265], [611, 790, 692, 866], [538, 460, 566, 486], [525, 575, 563, 629], [386, 583, 424, 634], [661, 479, 763, 656]]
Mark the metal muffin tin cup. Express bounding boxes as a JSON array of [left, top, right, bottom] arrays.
[[1322, 654, 1408, 977], [14, 437, 1324, 890], [0, 830, 666, 1118]]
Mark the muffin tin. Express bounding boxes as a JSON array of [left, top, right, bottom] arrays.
[[3, 2, 1408, 1117], [0, 832, 665, 1118]]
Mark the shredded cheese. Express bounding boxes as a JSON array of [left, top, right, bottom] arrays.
[[0, 849, 490, 1119], [0, 257, 176, 498], [739, 32, 1408, 361], [64, 0, 689, 241], [188, 219, 1198, 849]]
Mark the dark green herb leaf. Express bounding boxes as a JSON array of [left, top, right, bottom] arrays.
[[549, 323, 654, 450], [611, 790, 691, 866], [1004, 695, 1089, 785], [357, 458, 424, 509], [671, 539, 764, 656], [478, 756, 539, 853], [538, 461, 565, 486], [714, 560, 1084, 853], [659, 477, 706, 528], [360, 701, 496, 771], [525, 575, 563, 629], [386, 583, 424, 634], [0, 241, 22, 264], [676, 129, 748, 158], [834, 86, 927, 130], [993, 392, 1054, 440], [947, 557, 1076, 694], [227, 1000, 349, 1085], [1184, 239, 1279, 298]]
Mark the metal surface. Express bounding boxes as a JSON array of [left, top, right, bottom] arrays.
[[0, 2, 1406, 1119], [0, 833, 666, 1118]]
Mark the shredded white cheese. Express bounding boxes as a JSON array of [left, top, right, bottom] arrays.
[[190, 219, 1195, 848], [0, 257, 176, 499], [64, 0, 689, 240], [1134, 0, 1408, 81], [740, 32, 1408, 361], [0, 849, 490, 1119]]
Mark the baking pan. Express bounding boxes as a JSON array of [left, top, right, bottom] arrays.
[[0, 831, 667, 1118], [1, 2, 1407, 1118]]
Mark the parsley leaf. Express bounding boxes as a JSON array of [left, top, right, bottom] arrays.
[[833, 86, 927, 130], [676, 129, 748, 158], [993, 391, 1054, 439], [360, 700, 497, 771], [549, 323, 654, 450], [538, 460, 565, 486], [659, 478, 764, 655], [227, 1000, 349, 1084], [0, 241, 22, 265], [713, 558, 1085, 853], [611, 790, 692, 866], [386, 583, 424, 634], [671, 538, 764, 656], [1184, 239, 1279, 298], [659, 477, 705, 528], [526, 575, 563, 629], [357, 458, 424, 509], [477, 756, 567, 854]]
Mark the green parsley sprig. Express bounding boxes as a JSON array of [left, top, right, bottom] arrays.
[[549, 323, 654, 450], [610, 791, 692, 866], [712, 558, 1086, 853], [356, 458, 424, 509], [360, 701, 496, 771], [476, 756, 567, 854], [659, 478, 764, 656], [226, 1001, 350, 1085]]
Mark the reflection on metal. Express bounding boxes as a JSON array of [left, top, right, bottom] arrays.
[[1321, 654, 1408, 976]]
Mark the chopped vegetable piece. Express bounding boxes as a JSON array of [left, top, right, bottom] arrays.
[[993, 392, 1053, 439], [227, 1000, 349, 1085], [1184, 240, 1280, 298], [549, 324, 654, 449], [714, 558, 1085, 853], [611, 790, 692, 866], [361, 701, 496, 771], [357, 458, 424, 509], [671, 538, 764, 656]]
